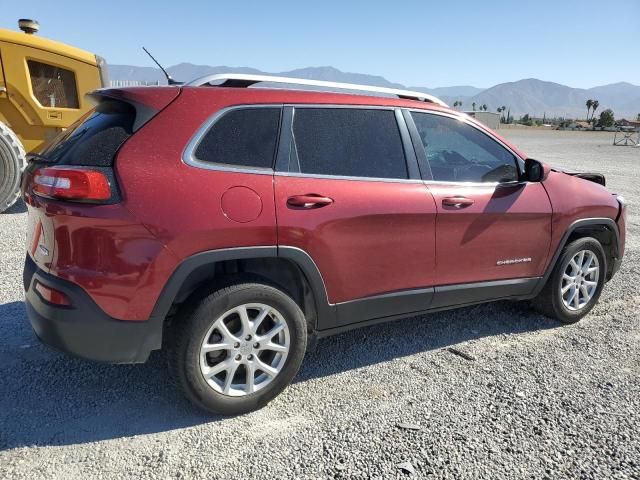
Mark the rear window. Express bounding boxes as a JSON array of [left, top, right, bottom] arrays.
[[194, 107, 281, 169], [27, 60, 79, 109], [38, 100, 135, 166], [291, 108, 407, 179]]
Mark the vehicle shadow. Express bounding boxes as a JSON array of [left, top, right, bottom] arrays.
[[2, 198, 27, 215], [297, 300, 557, 382], [2, 199, 27, 214], [0, 299, 558, 450]]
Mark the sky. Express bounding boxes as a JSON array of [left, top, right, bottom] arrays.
[[4, 0, 639, 89]]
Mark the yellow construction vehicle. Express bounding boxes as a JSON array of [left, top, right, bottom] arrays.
[[0, 19, 107, 212]]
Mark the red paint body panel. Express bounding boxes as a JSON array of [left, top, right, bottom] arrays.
[[24, 194, 179, 320], [22, 86, 625, 325], [428, 182, 552, 285], [540, 171, 620, 271], [275, 176, 437, 303], [115, 92, 279, 254]]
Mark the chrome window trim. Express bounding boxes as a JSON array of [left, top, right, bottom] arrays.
[[183, 103, 410, 178], [405, 108, 526, 184], [274, 171, 425, 184], [182, 104, 283, 175], [182, 103, 525, 184], [423, 179, 501, 187]]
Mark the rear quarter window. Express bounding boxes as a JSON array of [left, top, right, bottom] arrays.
[[193, 107, 282, 169]]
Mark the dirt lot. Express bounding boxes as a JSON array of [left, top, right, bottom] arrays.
[[1, 129, 638, 479]]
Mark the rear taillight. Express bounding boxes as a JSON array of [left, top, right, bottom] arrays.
[[32, 167, 112, 202]]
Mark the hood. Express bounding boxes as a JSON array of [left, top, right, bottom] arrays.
[[550, 167, 606, 186]]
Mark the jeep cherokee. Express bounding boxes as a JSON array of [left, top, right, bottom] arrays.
[[21, 74, 627, 414]]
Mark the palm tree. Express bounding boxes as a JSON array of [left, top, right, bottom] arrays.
[[586, 99, 593, 121], [591, 100, 599, 120], [497, 106, 503, 122]]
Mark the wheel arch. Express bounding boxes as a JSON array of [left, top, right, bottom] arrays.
[[535, 217, 620, 296], [151, 246, 334, 336]]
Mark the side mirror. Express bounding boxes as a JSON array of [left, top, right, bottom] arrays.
[[523, 158, 549, 182]]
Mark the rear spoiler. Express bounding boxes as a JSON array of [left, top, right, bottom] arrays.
[[87, 87, 180, 132]]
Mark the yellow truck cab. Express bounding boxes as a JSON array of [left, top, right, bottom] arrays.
[[0, 19, 107, 212]]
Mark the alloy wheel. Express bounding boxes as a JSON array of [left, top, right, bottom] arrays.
[[560, 250, 600, 311], [199, 303, 290, 396]]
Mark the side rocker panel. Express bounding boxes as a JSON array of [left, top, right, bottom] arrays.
[[150, 218, 620, 352]]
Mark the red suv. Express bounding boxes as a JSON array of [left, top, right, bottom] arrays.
[[22, 74, 626, 414]]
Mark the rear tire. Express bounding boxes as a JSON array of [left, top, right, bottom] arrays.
[[0, 122, 26, 213], [532, 237, 606, 324], [169, 281, 307, 415]]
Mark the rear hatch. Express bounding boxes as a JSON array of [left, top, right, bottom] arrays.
[[22, 87, 180, 272]]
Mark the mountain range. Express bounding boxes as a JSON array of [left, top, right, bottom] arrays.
[[108, 63, 639, 119]]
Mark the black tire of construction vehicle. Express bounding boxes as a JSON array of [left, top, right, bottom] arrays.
[[0, 122, 27, 213]]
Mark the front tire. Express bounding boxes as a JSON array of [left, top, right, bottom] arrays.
[[170, 282, 307, 415], [533, 237, 606, 324]]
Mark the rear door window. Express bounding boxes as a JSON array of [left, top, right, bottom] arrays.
[[291, 108, 407, 180], [194, 107, 281, 169], [411, 112, 519, 183], [27, 60, 79, 109]]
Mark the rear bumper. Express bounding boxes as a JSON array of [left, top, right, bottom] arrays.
[[23, 255, 162, 364]]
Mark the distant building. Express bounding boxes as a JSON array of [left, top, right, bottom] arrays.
[[464, 111, 500, 129], [109, 80, 161, 87], [566, 121, 592, 130], [616, 119, 640, 129]]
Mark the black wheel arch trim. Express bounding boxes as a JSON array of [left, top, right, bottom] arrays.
[[152, 218, 620, 344], [152, 246, 547, 334], [533, 217, 620, 296], [150, 245, 337, 331], [151, 246, 277, 320]]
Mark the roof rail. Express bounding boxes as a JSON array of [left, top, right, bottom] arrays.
[[185, 73, 448, 107]]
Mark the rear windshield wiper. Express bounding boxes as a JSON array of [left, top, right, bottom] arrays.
[[27, 152, 55, 163]]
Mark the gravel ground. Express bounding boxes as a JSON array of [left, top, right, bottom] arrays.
[[1, 129, 638, 479]]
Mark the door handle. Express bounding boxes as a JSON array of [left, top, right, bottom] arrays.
[[442, 196, 474, 208], [287, 194, 334, 209]]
